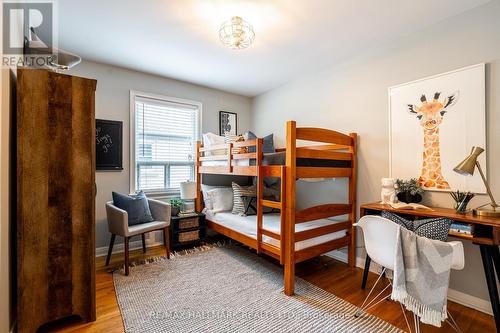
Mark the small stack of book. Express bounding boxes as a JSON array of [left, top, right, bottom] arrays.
[[449, 222, 473, 236], [177, 212, 199, 218]]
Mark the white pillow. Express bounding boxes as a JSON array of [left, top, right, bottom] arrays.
[[201, 184, 229, 209], [202, 132, 226, 156], [206, 188, 234, 213]]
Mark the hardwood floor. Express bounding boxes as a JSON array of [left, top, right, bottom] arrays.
[[42, 243, 495, 333]]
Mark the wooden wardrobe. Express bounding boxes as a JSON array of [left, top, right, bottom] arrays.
[[17, 68, 97, 333]]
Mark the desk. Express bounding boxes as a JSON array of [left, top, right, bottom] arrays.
[[360, 202, 500, 331]]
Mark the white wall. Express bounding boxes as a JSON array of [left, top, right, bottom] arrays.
[[251, 1, 500, 306], [68, 60, 252, 249]]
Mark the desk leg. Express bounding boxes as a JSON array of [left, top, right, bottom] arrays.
[[491, 245, 500, 281], [361, 255, 371, 290], [480, 245, 500, 332]]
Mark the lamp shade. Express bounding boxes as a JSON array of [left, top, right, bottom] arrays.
[[180, 181, 197, 200], [453, 146, 484, 176]]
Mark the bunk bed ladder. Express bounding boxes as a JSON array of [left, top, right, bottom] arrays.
[[256, 165, 286, 264]]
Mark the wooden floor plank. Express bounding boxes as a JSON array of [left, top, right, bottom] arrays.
[[42, 244, 495, 333]]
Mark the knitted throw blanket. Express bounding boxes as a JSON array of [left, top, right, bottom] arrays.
[[391, 226, 453, 327]]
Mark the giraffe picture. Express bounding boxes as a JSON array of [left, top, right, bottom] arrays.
[[407, 91, 459, 189], [389, 64, 486, 193]]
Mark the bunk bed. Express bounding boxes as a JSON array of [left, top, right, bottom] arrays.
[[195, 121, 357, 296]]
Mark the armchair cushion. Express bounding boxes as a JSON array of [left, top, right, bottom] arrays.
[[112, 190, 154, 226], [127, 221, 169, 237]]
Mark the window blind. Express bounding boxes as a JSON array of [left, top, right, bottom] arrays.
[[134, 96, 199, 192]]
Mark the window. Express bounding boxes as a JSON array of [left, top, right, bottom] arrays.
[[131, 92, 200, 193]]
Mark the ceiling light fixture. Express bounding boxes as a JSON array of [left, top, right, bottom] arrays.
[[219, 16, 255, 50]]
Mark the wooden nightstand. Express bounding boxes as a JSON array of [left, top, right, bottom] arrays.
[[170, 213, 207, 250]]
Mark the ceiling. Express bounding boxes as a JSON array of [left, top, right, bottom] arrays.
[[58, 0, 490, 97]]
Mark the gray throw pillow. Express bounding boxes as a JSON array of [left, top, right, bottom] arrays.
[[246, 131, 275, 153], [381, 211, 451, 241], [112, 190, 154, 226]]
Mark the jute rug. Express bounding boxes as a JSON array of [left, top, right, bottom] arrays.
[[113, 244, 402, 333]]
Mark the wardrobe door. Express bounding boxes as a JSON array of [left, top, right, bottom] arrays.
[[17, 68, 96, 333]]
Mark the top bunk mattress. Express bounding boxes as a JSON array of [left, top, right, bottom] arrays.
[[205, 211, 348, 251], [201, 151, 351, 168]]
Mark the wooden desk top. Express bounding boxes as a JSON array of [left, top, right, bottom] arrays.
[[360, 202, 500, 245], [360, 202, 500, 227]]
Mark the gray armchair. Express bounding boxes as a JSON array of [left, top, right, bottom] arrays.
[[105, 198, 171, 275]]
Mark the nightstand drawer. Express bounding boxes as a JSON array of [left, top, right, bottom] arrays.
[[178, 217, 199, 230], [178, 230, 200, 243]]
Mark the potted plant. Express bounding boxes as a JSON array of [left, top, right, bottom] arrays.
[[395, 178, 424, 203], [169, 198, 183, 216]]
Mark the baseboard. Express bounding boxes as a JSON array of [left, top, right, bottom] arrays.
[[447, 288, 493, 316], [325, 250, 493, 316], [95, 240, 164, 257]]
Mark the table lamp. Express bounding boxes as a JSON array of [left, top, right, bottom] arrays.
[[180, 180, 197, 214], [453, 146, 499, 217]]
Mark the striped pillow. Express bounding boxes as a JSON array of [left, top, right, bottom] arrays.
[[224, 133, 248, 154], [232, 182, 256, 215]]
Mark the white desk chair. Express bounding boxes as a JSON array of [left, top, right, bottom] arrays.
[[354, 215, 465, 333]]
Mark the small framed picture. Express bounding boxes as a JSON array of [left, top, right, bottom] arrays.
[[219, 111, 237, 135]]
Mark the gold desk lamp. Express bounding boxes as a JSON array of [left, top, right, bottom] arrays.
[[453, 146, 500, 217]]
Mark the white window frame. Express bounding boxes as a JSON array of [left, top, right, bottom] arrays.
[[129, 90, 202, 196]]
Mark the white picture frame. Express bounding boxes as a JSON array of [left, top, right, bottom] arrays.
[[389, 63, 486, 193]]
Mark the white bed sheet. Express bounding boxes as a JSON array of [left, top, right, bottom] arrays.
[[201, 159, 251, 167], [205, 211, 347, 251]]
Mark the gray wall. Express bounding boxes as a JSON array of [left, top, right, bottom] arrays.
[[251, 1, 500, 303], [68, 60, 252, 249]]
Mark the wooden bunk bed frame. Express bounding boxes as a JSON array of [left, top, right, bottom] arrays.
[[195, 121, 357, 296]]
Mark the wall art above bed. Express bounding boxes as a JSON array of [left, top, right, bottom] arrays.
[[389, 63, 486, 193], [219, 111, 237, 135]]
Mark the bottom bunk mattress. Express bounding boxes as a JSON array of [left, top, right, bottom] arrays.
[[205, 211, 348, 251]]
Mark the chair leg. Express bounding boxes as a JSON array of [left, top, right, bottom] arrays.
[[105, 234, 116, 266], [354, 267, 392, 317], [361, 255, 371, 289], [141, 234, 146, 253], [446, 310, 462, 333], [399, 302, 414, 333], [124, 236, 130, 276], [413, 313, 421, 333], [164, 226, 171, 259]]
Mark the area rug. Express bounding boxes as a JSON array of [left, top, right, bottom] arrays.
[[113, 244, 402, 333]]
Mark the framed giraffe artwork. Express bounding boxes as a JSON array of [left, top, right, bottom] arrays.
[[389, 63, 486, 193]]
